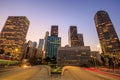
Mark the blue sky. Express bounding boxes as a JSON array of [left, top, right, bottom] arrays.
[[0, 0, 120, 51]]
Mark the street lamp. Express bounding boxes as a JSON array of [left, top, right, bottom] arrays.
[[14, 48, 19, 60], [15, 48, 18, 52]]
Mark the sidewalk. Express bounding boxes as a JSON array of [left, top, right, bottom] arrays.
[[98, 67, 120, 76], [83, 67, 120, 78]]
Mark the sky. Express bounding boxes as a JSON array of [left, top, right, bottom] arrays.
[[0, 0, 120, 52]]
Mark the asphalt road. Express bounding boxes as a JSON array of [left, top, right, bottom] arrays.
[[0, 65, 50, 80], [61, 66, 119, 80], [0, 65, 119, 80]]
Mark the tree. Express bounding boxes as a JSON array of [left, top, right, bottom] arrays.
[[108, 57, 113, 69], [0, 49, 4, 54], [29, 57, 38, 65], [101, 55, 105, 66], [6, 52, 11, 56], [45, 57, 50, 62]]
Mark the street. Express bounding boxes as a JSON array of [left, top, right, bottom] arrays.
[[61, 66, 119, 80], [0, 65, 119, 80], [0, 65, 50, 80]]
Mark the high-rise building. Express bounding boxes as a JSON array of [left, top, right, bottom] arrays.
[[45, 31, 49, 39], [43, 31, 49, 51], [78, 33, 84, 46], [51, 25, 58, 37], [0, 16, 30, 57], [33, 41, 37, 48], [42, 31, 49, 61], [94, 10, 120, 54], [46, 36, 61, 58], [28, 40, 33, 47], [46, 26, 61, 58], [38, 39, 44, 50], [68, 26, 79, 47]]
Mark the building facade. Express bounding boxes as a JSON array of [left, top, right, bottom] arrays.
[[68, 26, 79, 47], [38, 39, 44, 50], [46, 36, 61, 58], [22, 41, 42, 60], [33, 41, 37, 48], [28, 40, 33, 47], [91, 51, 102, 63], [94, 10, 120, 54], [42, 31, 49, 61], [57, 46, 91, 67], [0, 16, 29, 57], [51, 25, 58, 37], [43, 31, 49, 51], [78, 33, 84, 46], [45, 26, 61, 59]]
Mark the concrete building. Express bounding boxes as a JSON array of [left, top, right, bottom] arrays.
[[22, 41, 39, 59], [33, 41, 37, 48], [78, 33, 84, 46], [57, 46, 91, 67], [68, 26, 79, 47], [94, 10, 120, 54], [35, 48, 43, 59], [0, 16, 29, 57], [43, 32, 49, 57], [51, 25, 58, 37], [91, 51, 102, 63], [38, 39, 44, 50], [28, 40, 33, 47], [57, 26, 100, 67]]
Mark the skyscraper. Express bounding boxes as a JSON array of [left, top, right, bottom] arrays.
[[42, 31, 49, 60], [78, 33, 84, 46], [43, 31, 49, 51], [0, 16, 30, 57], [38, 39, 44, 50], [68, 26, 79, 47], [46, 26, 61, 58], [94, 10, 120, 54], [46, 36, 61, 58], [51, 25, 58, 37], [28, 40, 33, 47], [33, 41, 37, 48]]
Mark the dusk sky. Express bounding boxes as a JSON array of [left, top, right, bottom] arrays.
[[0, 0, 120, 51]]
